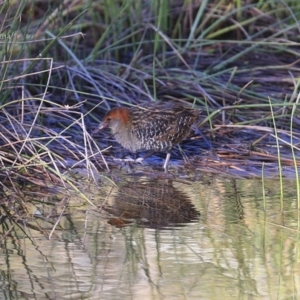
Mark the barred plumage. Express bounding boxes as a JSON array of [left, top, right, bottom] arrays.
[[95, 102, 200, 171]]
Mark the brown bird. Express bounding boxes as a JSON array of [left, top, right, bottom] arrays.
[[94, 102, 200, 172]]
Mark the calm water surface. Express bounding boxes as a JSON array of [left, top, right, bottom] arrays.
[[1, 174, 299, 300]]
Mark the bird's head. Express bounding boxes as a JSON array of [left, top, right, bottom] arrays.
[[93, 107, 130, 135]]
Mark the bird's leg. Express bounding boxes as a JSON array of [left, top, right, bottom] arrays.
[[114, 152, 153, 165], [163, 151, 171, 172], [113, 157, 136, 162], [135, 157, 144, 164], [113, 152, 138, 163], [134, 151, 154, 164]]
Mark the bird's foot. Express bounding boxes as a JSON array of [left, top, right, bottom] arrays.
[[113, 157, 144, 165], [113, 157, 135, 162], [134, 157, 144, 164]]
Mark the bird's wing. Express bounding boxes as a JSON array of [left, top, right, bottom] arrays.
[[132, 109, 197, 141], [131, 109, 177, 140]]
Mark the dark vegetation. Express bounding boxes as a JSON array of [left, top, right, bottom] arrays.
[[0, 0, 300, 230]]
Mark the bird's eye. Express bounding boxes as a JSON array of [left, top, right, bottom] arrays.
[[107, 117, 112, 121]]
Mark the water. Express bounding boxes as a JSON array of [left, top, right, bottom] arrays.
[[0, 174, 299, 299]]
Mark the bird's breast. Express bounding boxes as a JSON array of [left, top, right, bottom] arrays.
[[113, 130, 143, 152]]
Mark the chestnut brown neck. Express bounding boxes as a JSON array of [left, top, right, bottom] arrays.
[[109, 107, 130, 125]]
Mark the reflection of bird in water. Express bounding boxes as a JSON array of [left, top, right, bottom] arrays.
[[101, 178, 200, 229], [94, 102, 200, 171]]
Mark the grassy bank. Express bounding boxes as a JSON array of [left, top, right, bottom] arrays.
[[0, 0, 300, 198]]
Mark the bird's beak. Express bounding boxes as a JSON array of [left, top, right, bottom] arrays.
[[92, 121, 107, 136]]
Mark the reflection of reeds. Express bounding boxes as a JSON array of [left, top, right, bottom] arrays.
[[0, 183, 70, 240], [102, 178, 200, 229]]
